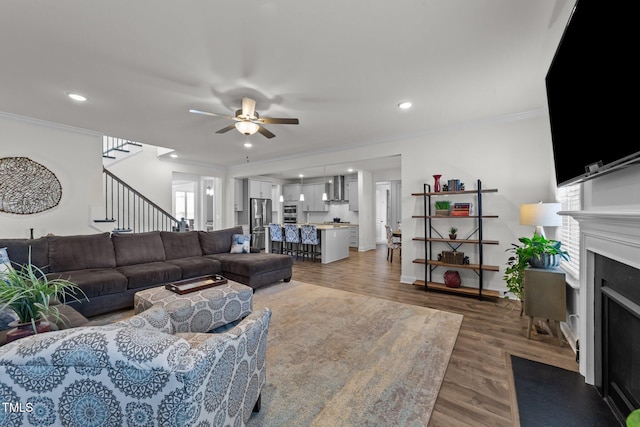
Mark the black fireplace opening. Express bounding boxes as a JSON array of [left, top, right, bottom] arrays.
[[594, 254, 640, 424]]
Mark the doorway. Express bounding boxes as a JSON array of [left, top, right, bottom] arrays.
[[375, 182, 391, 244]]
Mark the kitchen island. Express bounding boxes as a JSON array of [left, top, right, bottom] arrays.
[[266, 224, 353, 264]]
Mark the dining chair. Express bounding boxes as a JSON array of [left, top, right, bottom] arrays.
[[300, 224, 321, 262], [269, 223, 284, 254], [385, 225, 401, 262]]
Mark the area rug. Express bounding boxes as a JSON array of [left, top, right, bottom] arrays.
[[509, 354, 618, 427], [248, 281, 463, 426]]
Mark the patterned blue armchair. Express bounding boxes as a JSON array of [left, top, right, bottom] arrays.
[[0, 304, 271, 427]]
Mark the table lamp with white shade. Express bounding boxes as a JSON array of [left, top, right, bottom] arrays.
[[519, 202, 562, 238]]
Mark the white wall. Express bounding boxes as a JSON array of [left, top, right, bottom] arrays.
[[0, 113, 103, 238], [228, 111, 559, 294]]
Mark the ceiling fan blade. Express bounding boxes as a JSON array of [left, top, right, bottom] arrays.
[[257, 125, 276, 139], [215, 123, 237, 134], [242, 97, 256, 119], [257, 117, 299, 125], [189, 109, 236, 120]]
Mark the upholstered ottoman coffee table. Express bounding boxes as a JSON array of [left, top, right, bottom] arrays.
[[134, 278, 253, 333]]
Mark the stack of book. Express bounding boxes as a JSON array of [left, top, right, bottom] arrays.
[[451, 202, 473, 216]]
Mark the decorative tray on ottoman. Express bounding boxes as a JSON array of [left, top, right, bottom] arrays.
[[165, 275, 228, 294]]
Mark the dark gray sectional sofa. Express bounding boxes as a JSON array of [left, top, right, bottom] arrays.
[[0, 226, 292, 317]]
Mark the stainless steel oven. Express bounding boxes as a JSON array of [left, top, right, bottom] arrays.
[[283, 203, 299, 224]]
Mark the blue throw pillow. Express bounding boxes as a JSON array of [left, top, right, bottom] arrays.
[[230, 234, 251, 254], [0, 247, 13, 275]]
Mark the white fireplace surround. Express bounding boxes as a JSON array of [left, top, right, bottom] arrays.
[[561, 211, 640, 385]]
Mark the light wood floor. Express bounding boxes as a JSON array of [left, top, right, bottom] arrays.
[[291, 246, 578, 427]]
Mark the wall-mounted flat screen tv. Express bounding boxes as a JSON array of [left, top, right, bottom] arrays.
[[546, 0, 639, 187]]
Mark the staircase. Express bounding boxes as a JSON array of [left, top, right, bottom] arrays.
[[102, 136, 143, 166], [95, 167, 179, 233]]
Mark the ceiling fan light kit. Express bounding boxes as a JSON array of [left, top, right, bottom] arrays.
[[190, 97, 299, 140]]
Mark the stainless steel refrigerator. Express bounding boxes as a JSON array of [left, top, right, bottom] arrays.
[[250, 198, 272, 250]]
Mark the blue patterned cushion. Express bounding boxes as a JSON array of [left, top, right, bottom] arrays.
[[284, 224, 300, 243], [0, 247, 13, 275], [269, 224, 283, 242], [230, 234, 251, 253], [301, 225, 319, 245]]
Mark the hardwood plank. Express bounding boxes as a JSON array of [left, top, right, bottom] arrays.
[[291, 245, 578, 426]]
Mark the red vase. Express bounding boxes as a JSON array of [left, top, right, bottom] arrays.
[[443, 270, 461, 288], [433, 174, 442, 192], [6, 319, 51, 343]]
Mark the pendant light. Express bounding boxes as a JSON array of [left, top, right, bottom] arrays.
[[299, 174, 305, 201], [322, 166, 328, 201]]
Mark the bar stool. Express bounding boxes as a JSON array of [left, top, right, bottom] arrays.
[[284, 223, 302, 259], [300, 224, 321, 262], [269, 223, 284, 254]]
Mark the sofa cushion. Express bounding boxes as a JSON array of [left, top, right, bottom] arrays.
[[166, 257, 222, 279], [48, 233, 116, 272], [112, 231, 166, 266], [116, 262, 182, 289], [198, 226, 243, 255], [47, 268, 128, 299], [0, 237, 49, 272], [160, 231, 202, 260], [207, 253, 293, 277]]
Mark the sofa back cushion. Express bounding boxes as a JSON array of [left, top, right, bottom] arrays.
[[48, 233, 116, 272], [198, 226, 243, 255], [160, 231, 202, 260], [112, 231, 166, 266], [0, 237, 49, 272]]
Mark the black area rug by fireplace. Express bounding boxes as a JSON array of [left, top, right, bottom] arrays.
[[510, 355, 619, 427]]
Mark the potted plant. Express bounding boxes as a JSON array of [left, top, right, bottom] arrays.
[[0, 254, 87, 342], [449, 227, 458, 239], [435, 200, 450, 216], [503, 233, 569, 310]]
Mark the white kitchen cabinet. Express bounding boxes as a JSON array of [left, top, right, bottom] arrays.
[[348, 181, 359, 211], [234, 179, 244, 211], [349, 226, 359, 248], [302, 183, 328, 212], [283, 184, 302, 202], [248, 179, 272, 199]]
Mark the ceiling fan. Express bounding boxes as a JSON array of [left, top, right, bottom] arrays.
[[189, 97, 299, 139]]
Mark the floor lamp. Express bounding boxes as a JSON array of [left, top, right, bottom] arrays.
[[519, 202, 562, 238]]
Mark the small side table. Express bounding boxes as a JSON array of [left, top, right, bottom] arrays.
[[523, 267, 566, 345]]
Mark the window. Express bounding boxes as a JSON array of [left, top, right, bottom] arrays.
[[557, 183, 581, 279], [174, 190, 195, 220]]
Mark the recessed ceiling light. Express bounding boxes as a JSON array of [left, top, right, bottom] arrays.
[[347, 168, 354, 172], [170, 154, 178, 158], [68, 93, 87, 102], [244, 142, 253, 148], [398, 101, 412, 109]]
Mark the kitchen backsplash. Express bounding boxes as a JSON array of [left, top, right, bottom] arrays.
[[306, 203, 359, 224]]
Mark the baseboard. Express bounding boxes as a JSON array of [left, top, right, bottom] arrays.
[[560, 322, 578, 356]]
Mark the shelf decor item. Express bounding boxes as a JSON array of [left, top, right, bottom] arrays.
[[449, 227, 458, 239], [433, 174, 442, 192], [434, 200, 450, 216], [443, 270, 461, 288], [442, 251, 464, 265]]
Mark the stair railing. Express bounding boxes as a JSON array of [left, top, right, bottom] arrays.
[[102, 136, 142, 159], [96, 167, 179, 233]]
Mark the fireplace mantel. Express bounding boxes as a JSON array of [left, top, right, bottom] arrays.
[[558, 209, 640, 385]]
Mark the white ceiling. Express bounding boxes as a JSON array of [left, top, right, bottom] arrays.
[[0, 1, 571, 178]]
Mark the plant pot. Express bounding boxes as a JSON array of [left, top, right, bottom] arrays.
[[435, 209, 449, 216], [449, 234, 457, 240], [529, 253, 561, 269], [6, 319, 51, 343]]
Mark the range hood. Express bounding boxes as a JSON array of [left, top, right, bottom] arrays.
[[327, 175, 348, 202]]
